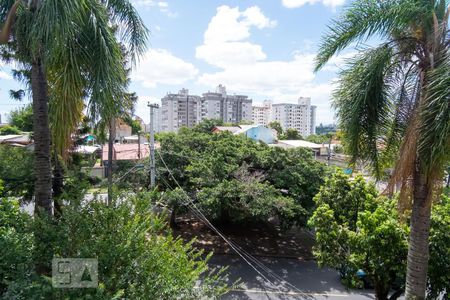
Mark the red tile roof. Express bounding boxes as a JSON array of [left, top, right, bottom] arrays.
[[102, 143, 160, 161]]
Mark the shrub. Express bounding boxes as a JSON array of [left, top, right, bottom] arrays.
[[0, 125, 20, 135], [0, 191, 231, 299]]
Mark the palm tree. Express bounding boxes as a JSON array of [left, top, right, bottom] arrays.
[[0, 0, 147, 215], [315, 1, 449, 299]]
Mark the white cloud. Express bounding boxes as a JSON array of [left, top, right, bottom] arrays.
[[132, 49, 199, 88], [132, 0, 176, 17], [0, 68, 11, 80], [196, 5, 339, 124], [203, 6, 276, 44], [282, 0, 345, 8], [198, 53, 316, 94], [196, 42, 266, 68], [196, 5, 276, 68]]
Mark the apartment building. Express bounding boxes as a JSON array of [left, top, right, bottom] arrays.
[[270, 97, 316, 137], [252, 100, 272, 126], [202, 85, 252, 123], [161, 85, 252, 132], [161, 88, 201, 132]]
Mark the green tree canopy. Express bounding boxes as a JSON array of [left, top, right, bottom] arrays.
[[9, 104, 33, 132], [315, 2, 450, 296], [157, 128, 325, 228], [280, 128, 303, 140], [309, 171, 449, 300]]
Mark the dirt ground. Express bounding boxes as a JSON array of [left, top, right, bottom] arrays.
[[173, 214, 315, 259]]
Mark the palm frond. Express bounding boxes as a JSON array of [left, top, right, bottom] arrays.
[[333, 45, 396, 177], [102, 0, 149, 62], [419, 54, 450, 175], [315, 0, 427, 71]]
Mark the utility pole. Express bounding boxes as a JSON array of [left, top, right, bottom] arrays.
[[148, 102, 159, 189]]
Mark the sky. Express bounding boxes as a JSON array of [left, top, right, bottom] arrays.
[[0, 0, 355, 125]]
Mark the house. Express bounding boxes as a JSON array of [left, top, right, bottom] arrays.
[[101, 143, 160, 162], [271, 140, 329, 156], [212, 125, 277, 144], [123, 135, 147, 144]]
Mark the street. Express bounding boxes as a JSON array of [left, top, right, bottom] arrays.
[[209, 255, 376, 300]]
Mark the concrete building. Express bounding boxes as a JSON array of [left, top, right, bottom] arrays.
[[202, 85, 252, 124], [161, 85, 253, 132], [252, 100, 272, 126], [271, 97, 316, 137], [161, 89, 202, 132]]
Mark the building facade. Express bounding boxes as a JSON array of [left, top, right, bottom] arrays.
[[161, 88, 202, 132], [161, 85, 252, 132], [270, 97, 316, 137], [252, 100, 272, 126]]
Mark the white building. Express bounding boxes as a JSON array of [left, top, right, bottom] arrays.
[[252, 100, 272, 126], [271, 97, 316, 137]]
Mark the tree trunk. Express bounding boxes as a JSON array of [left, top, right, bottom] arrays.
[[405, 167, 432, 300], [107, 119, 116, 205], [31, 59, 52, 216], [52, 153, 64, 218]]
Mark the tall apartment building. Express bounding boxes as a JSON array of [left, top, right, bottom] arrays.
[[202, 85, 252, 123], [270, 97, 316, 137], [161, 85, 252, 132], [161, 88, 201, 132], [252, 100, 272, 126]]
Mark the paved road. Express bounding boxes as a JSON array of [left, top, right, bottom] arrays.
[[209, 255, 376, 300]]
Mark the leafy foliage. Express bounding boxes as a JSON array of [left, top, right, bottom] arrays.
[[0, 145, 34, 200], [280, 128, 302, 140], [0, 125, 20, 135], [0, 192, 230, 299], [157, 125, 326, 228], [427, 194, 450, 300], [268, 121, 283, 136], [306, 134, 331, 144], [9, 104, 33, 132], [309, 171, 449, 300]]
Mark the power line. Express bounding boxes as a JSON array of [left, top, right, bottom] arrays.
[[156, 150, 308, 295]]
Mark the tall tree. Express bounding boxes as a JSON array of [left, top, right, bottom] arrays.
[[0, 0, 147, 215], [315, 1, 450, 299]]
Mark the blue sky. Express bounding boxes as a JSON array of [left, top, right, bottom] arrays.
[[0, 0, 354, 125]]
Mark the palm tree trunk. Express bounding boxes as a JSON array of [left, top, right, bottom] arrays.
[[52, 153, 64, 218], [107, 119, 116, 205], [31, 59, 52, 216], [405, 166, 432, 300]]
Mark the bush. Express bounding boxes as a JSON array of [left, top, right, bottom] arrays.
[[0, 125, 21, 135], [0, 145, 34, 200], [309, 171, 450, 300], [9, 105, 33, 132], [0, 191, 231, 299]]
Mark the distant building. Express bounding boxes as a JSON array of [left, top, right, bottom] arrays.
[[271, 97, 316, 137], [160, 85, 252, 132], [114, 118, 132, 143], [252, 100, 272, 125], [202, 85, 252, 124], [144, 106, 162, 133], [271, 140, 328, 156], [161, 88, 202, 132]]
